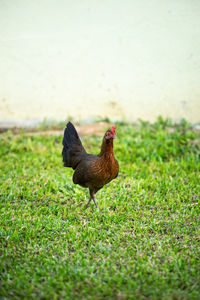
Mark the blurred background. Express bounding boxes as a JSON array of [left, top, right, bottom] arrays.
[[0, 0, 200, 126]]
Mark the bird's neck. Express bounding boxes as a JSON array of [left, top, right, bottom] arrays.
[[99, 138, 114, 157]]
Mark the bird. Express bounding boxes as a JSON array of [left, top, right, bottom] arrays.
[[62, 122, 119, 209]]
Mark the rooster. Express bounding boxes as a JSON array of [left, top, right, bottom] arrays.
[[62, 122, 119, 208]]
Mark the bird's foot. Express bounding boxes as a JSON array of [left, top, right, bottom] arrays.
[[93, 198, 99, 210], [85, 197, 99, 210], [85, 198, 92, 209]]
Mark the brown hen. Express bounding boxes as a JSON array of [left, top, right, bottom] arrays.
[[62, 122, 119, 208]]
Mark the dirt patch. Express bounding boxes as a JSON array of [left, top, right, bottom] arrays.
[[76, 122, 111, 136], [13, 122, 111, 137]]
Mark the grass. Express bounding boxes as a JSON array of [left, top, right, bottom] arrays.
[[0, 118, 200, 299]]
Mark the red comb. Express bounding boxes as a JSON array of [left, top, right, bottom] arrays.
[[111, 126, 116, 135]]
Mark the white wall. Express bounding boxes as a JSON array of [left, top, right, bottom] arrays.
[[0, 0, 200, 123]]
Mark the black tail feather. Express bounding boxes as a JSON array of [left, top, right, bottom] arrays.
[[62, 122, 86, 169]]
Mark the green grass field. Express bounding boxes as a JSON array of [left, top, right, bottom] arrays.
[[0, 118, 200, 299]]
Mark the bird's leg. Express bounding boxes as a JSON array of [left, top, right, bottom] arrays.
[[91, 190, 98, 209], [92, 197, 98, 209], [85, 197, 92, 208], [86, 189, 99, 209]]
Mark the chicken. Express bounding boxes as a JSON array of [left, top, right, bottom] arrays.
[[62, 122, 119, 208]]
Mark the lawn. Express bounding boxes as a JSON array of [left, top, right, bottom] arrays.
[[0, 118, 200, 299]]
